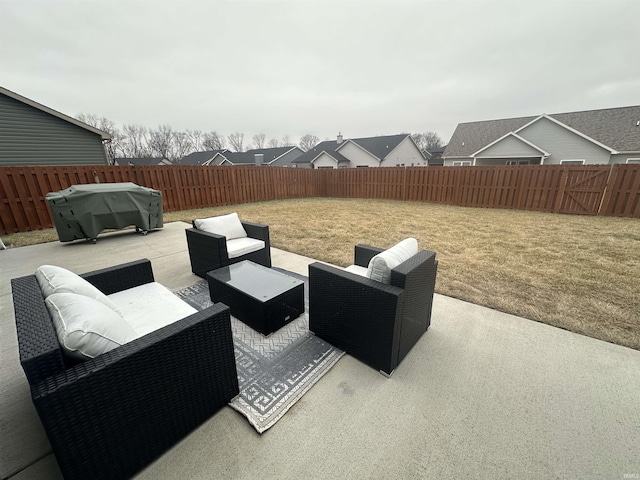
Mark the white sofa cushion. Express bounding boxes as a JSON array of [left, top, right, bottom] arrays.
[[108, 282, 198, 337], [36, 264, 122, 315], [194, 212, 247, 240], [366, 238, 419, 284], [226, 237, 266, 259], [45, 292, 138, 360]]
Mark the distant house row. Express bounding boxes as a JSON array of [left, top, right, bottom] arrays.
[[1, 85, 638, 167]]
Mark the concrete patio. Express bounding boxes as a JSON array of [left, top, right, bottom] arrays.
[[1, 222, 639, 479]]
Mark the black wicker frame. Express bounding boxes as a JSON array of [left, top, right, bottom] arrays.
[[309, 245, 438, 376], [186, 219, 272, 278], [11, 259, 239, 480]]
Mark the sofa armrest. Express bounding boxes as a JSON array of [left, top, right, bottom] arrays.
[[82, 258, 154, 295], [31, 302, 238, 480], [11, 275, 66, 385], [309, 262, 404, 374], [353, 244, 385, 267]]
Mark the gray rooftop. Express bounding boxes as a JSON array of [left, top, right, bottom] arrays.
[[1, 222, 639, 479], [220, 146, 299, 165], [294, 134, 410, 164], [179, 150, 229, 165], [444, 105, 640, 157]]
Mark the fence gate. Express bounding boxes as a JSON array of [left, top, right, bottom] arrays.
[[554, 166, 611, 215]]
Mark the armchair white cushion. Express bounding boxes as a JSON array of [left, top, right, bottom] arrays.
[[194, 212, 247, 240], [366, 238, 419, 284], [36, 264, 123, 314], [45, 292, 138, 360]]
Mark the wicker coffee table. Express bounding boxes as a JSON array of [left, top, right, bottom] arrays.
[[206, 261, 304, 335]]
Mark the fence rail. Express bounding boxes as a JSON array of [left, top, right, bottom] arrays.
[[1, 164, 638, 234]]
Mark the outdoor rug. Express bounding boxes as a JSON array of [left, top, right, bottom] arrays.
[[175, 268, 344, 433]]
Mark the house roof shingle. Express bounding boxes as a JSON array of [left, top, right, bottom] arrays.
[[179, 150, 228, 165], [444, 105, 640, 157], [294, 134, 411, 164], [217, 146, 300, 165]]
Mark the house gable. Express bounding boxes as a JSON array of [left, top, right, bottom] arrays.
[[0, 88, 110, 166], [474, 132, 549, 158], [381, 136, 427, 166], [517, 116, 612, 165], [312, 151, 342, 169], [336, 140, 379, 167]]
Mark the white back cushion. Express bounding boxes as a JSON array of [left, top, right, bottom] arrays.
[[36, 264, 122, 315], [366, 238, 418, 284], [45, 292, 138, 360], [194, 212, 247, 240]]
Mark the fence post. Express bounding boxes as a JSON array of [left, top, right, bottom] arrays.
[[597, 164, 617, 216]]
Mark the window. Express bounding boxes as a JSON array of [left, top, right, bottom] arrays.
[[626, 158, 640, 164], [356, 165, 369, 168], [560, 159, 585, 165], [452, 161, 472, 167], [506, 159, 530, 165]]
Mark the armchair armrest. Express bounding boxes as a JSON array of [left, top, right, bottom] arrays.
[[309, 262, 404, 374], [82, 258, 154, 295], [31, 303, 239, 480], [241, 221, 270, 244], [185, 227, 229, 278], [353, 244, 385, 267]]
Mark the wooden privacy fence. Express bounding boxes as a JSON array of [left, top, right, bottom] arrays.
[[1, 164, 639, 234]]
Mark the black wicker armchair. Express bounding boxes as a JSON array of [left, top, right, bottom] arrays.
[[11, 259, 239, 480], [309, 244, 438, 376], [186, 219, 271, 278]]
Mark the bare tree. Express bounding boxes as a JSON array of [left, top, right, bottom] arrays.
[[298, 134, 319, 152], [411, 131, 443, 152], [203, 131, 226, 151], [280, 134, 293, 147], [148, 124, 174, 160], [268, 138, 280, 148], [252, 133, 266, 149], [76, 113, 121, 162], [121, 124, 151, 158], [186, 129, 205, 152], [172, 131, 194, 161], [228, 132, 245, 152]]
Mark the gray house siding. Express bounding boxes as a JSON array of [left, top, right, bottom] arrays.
[[609, 153, 640, 164], [519, 117, 611, 165], [0, 93, 109, 166], [477, 135, 544, 157]]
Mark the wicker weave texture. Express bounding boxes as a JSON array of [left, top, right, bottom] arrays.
[[12, 259, 239, 480], [186, 220, 271, 278], [309, 248, 438, 375]]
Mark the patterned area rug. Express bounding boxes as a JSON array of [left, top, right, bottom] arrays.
[[175, 268, 344, 433]]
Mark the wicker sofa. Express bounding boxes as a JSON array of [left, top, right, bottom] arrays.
[[309, 242, 438, 376], [185, 213, 271, 278], [11, 259, 239, 480]]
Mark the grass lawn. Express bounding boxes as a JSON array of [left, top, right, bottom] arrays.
[[4, 197, 639, 350]]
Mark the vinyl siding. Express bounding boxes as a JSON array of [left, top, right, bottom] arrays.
[[381, 136, 427, 167], [0, 93, 108, 166], [609, 153, 640, 164], [477, 135, 544, 158], [337, 141, 379, 167], [313, 152, 338, 169], [518, 117, 611, 165]]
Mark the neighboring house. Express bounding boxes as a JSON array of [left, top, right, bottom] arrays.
[[292, 133, 426, 169], [113, 157, 172, 166], [0, 86, 111, 166], [443, 105, 640, 166], [208, 146, 304, 167], [427, 145, 446, 166], [179, 149, 230, 166]]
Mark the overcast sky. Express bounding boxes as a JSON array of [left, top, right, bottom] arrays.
[[1, 0, 639, 146]]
